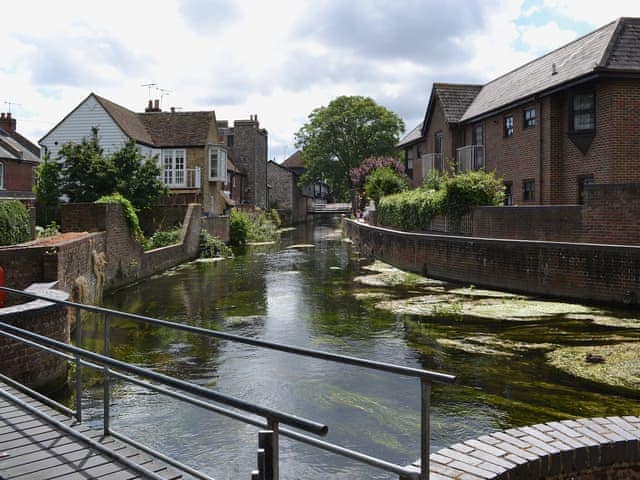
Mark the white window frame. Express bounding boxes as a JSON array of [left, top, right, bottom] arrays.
[[161, 149, 186, 188], [208, 146, 227, 182], [0, 161, 4, 190]]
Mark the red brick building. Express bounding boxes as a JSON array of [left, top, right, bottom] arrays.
[[399, 17, 640, 205], [0, 113, 39, 200]]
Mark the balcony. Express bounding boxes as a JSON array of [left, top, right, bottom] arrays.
[[421, 153, 444, 178], [456, 145, 485, 172], [163, 167, 202, 189]]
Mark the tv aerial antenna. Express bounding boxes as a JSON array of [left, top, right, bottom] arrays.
[[141, 83, 158, 100], [157, 87, 171, 108], [3, 100, 22, 114]]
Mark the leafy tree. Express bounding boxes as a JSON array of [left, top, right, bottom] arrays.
[[350, 156, 407, 208], [295, 96, 404, 201], [57, 128, 167, 211], [34, 152, 61, 207], [363, 167, 408, 205]]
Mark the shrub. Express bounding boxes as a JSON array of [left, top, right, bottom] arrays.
[[36, 221, 60, 239], [229, 209, 251, 246], [268, 209, 282, 228], [199, 230, 233, 258], [145, 226, 181, 251], [0, 200, 31, 246], [442, 170, 505, 221], [364, 167, 408, 205], [377, 170, 504, 231], [247, 209, 281, 242], [95, 193, 145, 243]]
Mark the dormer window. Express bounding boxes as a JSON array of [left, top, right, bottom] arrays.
[[209, 146, 227, 182]]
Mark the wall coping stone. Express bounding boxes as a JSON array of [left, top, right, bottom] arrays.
[[0, 282, 68, 315], [403, 416, 640, 479]]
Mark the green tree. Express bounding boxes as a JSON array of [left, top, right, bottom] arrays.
[[294, 96, 404, 201], [34, 152, 61, 206], [364, 167, 408, 205], [57, 128, 167, 211]]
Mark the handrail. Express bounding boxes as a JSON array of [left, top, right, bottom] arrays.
[[0, 287, 455, 383], [0, 286, 457, 479], [0, 320, 327, 436]]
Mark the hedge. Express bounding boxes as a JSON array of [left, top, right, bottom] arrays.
[[0, 200, 31, 246]]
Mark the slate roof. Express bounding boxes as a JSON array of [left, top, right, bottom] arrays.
[[460, 18, 640, 122], [0, 128, 40, 162], [434, 84, 483, 123], [94, 94, 215, 147], [282, 151, 303, 168], [397, 122, 423, 147]]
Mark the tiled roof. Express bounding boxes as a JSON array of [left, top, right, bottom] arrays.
[[282, 150, 303, 168], [95, 94, 215, 147], [461, 19, 621, 121], [434, 84, 482, 123], [397, 122, 423, 147], [601, 18, 640, 70], [0, 128, 40, 162], [140, 111, 214, 147], [94, 95, 154, 145]]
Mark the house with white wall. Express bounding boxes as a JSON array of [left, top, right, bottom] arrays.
[[39, 93, 229, 215]]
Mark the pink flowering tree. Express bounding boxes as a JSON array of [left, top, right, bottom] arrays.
[[350, 156, 408, 208]]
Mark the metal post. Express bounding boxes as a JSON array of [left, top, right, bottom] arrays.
[[267, 419, 279, 480], [420, 377, 431, 480], [75, 307, 82, 423], [103, 314, 111, 436], [257, 448, 265, 480]]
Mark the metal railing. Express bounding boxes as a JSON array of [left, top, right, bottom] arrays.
[[456, 145, 485, 172], [0, 286, 455, 480], [163, 167, 201, 189], [420, 153, 444, 178]]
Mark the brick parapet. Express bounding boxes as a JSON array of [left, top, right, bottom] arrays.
[[344, 219, 640, 306], [402, 416, 640, 480]]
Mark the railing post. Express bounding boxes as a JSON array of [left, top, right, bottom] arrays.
[[259, 420, 279, 480], [420, 377, 431, 480], [103, 313, 111, 436], [74, 307, 82, 423]]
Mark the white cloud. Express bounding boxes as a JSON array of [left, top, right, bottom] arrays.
[[0, 0, 631, 162], [518, 21, 577, 54], [543, 0, 640, 24]]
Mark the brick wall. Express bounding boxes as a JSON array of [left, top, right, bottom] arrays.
[[202, 215, 229, 242], [345, 219, 640, 306], [267, 162, 294, 210], [2, 160, 36, 192], [0, 244, 51, 289], [230, 119, 268, 208], [0, 285, 70, 393]]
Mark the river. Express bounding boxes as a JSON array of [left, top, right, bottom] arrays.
[[74, 217, 640, 479]]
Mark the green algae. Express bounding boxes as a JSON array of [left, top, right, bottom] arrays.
[[436, 335, 556, 357], [547, 343, 640, 393], [437, 338, 513, 356], [286, 244, 315, 249], [448, 287, 523, 299]]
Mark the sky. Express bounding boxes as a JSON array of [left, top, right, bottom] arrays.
[[3, 0, 640, 162]]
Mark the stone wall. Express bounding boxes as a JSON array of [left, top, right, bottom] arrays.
[[0, 284, 70, 393], [344, 219, 640, 306]]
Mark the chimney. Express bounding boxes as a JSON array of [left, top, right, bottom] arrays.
[[170, 107, 175, 113], [154, 99, 160, 111], [0, 112, 16, 133], [145, 99, 153, 112]]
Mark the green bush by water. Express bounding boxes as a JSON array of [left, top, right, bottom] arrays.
[[199, 230, 233, 258], [363, 166, 408, 205], [145, 226, 182, 250], [229, 208, 281, 246], [0, 200, 31, 245]]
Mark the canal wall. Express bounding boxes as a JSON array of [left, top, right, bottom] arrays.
[[0, 283, 69, 393], [343, 219, 640, 306]]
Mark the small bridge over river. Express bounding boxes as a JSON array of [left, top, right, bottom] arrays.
[[1, 286, 639, 480], [307, 202, 352, 214]]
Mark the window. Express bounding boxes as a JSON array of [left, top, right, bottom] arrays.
[[162, 149, 186, 187], [504, 182, 513, 206], [524, 108, 536, 128], [227, 135, 234, 148], [504, 116, 514, 137], [0, 162, 4, 189], [577, 175, 594, 204], [209, 146, 227, 182], [522, 179, 535, 202], [405, 149, 414, 179], [571, 92, 595, 132], [473, 123, 484, 169], [435, 132, 444, 154]]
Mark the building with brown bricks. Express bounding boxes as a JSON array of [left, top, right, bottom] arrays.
[[0, 113, 40, 201], [399, 17, 640, 206]]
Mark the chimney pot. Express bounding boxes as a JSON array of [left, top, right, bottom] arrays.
[[0, 113, 4, 120], [171, 107, 175, 113], [154, 99, 160, 111], [7, 113, 11, 119]]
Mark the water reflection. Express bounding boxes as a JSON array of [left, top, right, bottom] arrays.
[[71, 217, 640, 480]]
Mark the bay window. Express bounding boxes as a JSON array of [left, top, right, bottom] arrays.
[[209, 146, 227, 182]]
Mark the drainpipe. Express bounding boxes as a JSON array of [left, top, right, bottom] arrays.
[[538, 97, 544, 205]]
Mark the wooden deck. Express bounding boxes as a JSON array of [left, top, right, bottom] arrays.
[[0, 381, 182, 480]]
